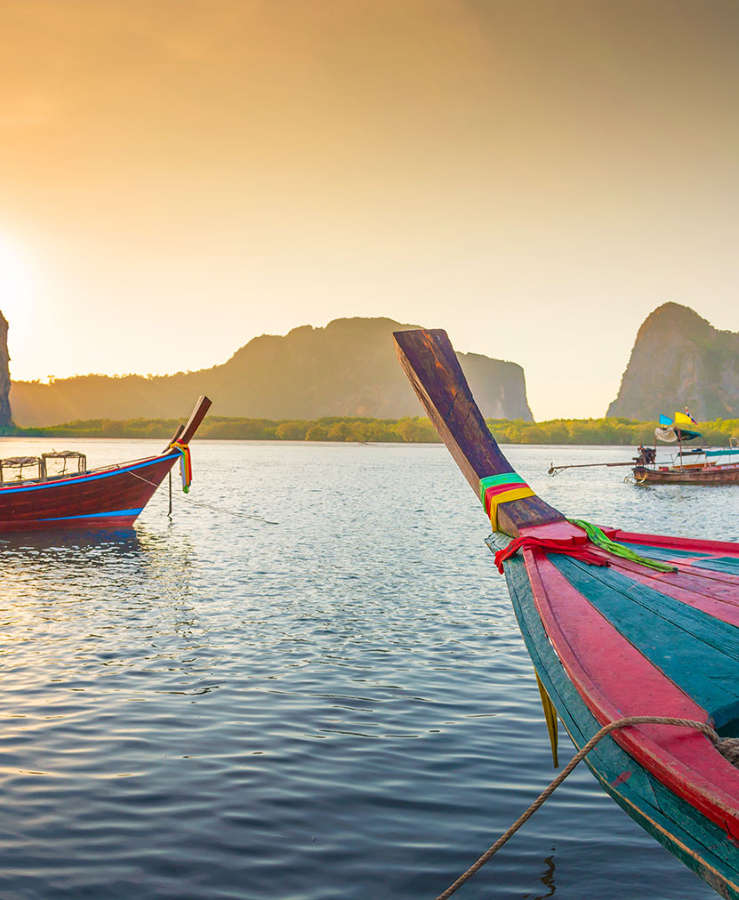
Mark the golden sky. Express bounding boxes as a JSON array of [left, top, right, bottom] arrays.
[[1, 0, 738, 418]]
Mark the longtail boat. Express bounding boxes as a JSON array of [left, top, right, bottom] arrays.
[[633, 450, 739, 485], [0, 396, 211, 531], [633, 412, 739, 485], [394, 329, 738, 898]]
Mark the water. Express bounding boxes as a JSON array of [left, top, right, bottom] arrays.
[[0, 439, 735, 899]]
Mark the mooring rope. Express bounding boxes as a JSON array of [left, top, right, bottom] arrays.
[[435, 715, 738, 900], [126, 468, 279, 525]]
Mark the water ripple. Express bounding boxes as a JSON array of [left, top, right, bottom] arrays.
[[0, 439, 729, 898]]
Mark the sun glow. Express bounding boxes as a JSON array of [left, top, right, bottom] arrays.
[[0, 234, 35, 323]]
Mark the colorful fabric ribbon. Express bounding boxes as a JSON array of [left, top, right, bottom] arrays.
[[493, 534, 607, 574], [170, 441, 192, 493], [568, 519, 676, 572], [479, 473, 535, 531], [492, 519, 677, 575]]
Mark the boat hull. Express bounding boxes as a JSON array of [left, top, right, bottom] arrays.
[[502, 547, 739, 899], [634, 463, 739, 485], [0, 453, 178, 532]]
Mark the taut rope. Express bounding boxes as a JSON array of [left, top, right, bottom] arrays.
[[435, 715, 738, 900], [126, 467, 278, 525]]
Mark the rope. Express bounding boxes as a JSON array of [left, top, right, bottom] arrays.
[[126, 467, 279, 525], [568, 519, 676, 572], [435, 715, 737, 900]]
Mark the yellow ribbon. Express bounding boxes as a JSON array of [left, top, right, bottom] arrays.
[[486, 486, 535, 530]]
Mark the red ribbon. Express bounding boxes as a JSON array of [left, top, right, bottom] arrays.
[[493, 535, 609, 574]]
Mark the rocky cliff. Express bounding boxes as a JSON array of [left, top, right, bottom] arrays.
[[607, 303, 739, 420], [10, 317, 533, 425], [0, 311, 11, 428]]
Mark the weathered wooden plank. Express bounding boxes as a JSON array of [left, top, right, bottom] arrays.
[[393, 329, 562, 535], [610, 560, 739, 626], [550, 557, 739, 692], [694, 557, 739, 576]]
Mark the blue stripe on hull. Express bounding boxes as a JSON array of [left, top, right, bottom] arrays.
[[37, 508, 144, 523], [0, 454, 178, 496], [500, 551, 739, 898]]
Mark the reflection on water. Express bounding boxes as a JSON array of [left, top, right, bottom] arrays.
[[0, 440, 725, 899], [536, 852, 557, 898], [0, 525, 195, 602]]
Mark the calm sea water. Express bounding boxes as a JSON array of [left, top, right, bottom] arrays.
[[0, 439, 735, 899]]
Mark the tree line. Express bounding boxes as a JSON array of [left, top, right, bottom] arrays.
[[10, 415, 739, 446]]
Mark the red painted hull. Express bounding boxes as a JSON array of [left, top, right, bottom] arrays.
[[634, 462, 739, 484], [0, 452, 178, 532]]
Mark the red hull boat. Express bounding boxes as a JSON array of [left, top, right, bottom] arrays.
[[0, 396, 211, 532]]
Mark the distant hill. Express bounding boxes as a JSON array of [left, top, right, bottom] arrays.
[[607, 303, 739, 420], [10, 317, 533, 426]]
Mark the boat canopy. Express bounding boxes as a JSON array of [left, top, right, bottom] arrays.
[[705, 448, 737, 457], [0, 451, 86, 483]]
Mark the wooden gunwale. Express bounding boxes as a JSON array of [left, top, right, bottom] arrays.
[[0, 452, 179, 494]]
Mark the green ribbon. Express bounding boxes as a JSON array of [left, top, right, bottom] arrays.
[[568, 519, 676, 573], [479, 473, 526, 505]]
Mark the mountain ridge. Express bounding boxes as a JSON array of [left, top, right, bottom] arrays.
[[606, 302, 739, 420], [10, 316, 534, 426]]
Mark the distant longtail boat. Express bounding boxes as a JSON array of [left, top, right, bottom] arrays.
[[0, 396, 211, 531], [394, 329, 738, 898], [633, 414, 739, 484]]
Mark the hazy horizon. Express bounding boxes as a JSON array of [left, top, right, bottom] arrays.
[[2, 0, 738, 418]]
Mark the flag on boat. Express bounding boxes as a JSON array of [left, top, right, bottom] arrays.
[[655, 412, 701, 443]]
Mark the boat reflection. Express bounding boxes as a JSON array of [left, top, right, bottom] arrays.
[[517, 851, 556, 898], [0, 525, 197, 613], [0, 525, 144, 555]]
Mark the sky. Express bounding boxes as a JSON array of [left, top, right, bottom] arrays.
[[1, 0, 738, 420]]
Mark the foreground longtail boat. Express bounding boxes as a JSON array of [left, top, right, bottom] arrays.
[[0, 396, 211, 531], [394, 329, 739, 898]]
